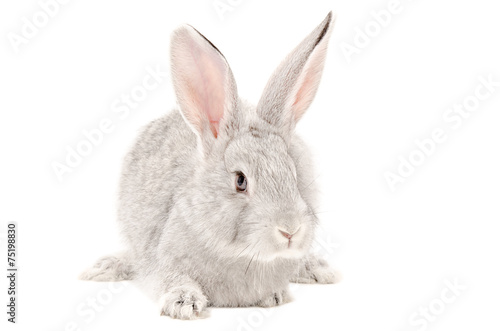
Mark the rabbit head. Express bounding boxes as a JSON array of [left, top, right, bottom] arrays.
[[169, 12, 334, 261]]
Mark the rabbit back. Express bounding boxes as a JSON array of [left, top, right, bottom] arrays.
[[117, 110, 196, 262]]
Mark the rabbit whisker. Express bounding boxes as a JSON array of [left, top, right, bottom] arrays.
[[236, 243, 251, 258], [245, 253, 256, 275]]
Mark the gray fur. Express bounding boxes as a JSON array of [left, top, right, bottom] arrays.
[[80, 12, 338, 319]]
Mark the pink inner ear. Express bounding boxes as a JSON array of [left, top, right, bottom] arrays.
[[291, 45, 326, 122], [182, 38, 227, 138], [292, 75, 314, 120]]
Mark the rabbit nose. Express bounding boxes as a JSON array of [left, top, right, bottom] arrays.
[[279, 230, 293, 240], [277, 227, 300, 240]]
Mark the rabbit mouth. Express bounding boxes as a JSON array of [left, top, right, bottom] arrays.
[[270, 226, 308, 259], [251, 238, 307, 261]]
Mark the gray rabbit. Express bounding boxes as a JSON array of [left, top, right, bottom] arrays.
[[80, 12, 338, 319]]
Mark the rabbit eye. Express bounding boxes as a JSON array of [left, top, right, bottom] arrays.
[[235, 172, 247, 192]]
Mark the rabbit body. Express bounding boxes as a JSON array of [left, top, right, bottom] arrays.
[[118, 103, 315, 308]]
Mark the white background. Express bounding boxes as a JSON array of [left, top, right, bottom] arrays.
[[1, 0, 499, 330]]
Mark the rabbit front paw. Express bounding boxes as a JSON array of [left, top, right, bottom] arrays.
[[290, 256, 338, 284], [257, 288, 292, 307], [159, 285, 208, 319]]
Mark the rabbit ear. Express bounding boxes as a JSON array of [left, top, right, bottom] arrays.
[[257, 12, 335, 137], [170, 25, 237, 140]]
